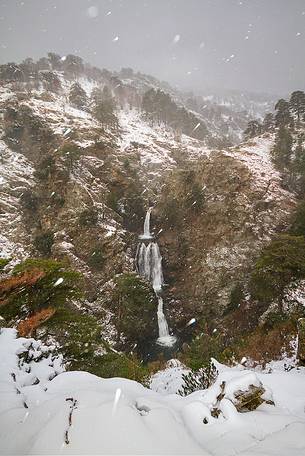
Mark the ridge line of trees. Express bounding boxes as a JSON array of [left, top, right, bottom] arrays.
[[142, 88, 208, 140], [244, 90, 305, 195]]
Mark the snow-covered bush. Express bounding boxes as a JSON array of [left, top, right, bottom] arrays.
[[178, 359, 218, 396]]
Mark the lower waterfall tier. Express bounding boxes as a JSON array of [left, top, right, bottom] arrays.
[[136, 240, 176, 346]]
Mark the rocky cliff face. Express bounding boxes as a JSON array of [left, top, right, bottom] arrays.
[[156, 135, 295, 330]]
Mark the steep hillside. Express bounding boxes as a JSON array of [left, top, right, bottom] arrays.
[[193, 88, 277, 143], [0, 55, 304, 373], [157, 134, 295, 309]]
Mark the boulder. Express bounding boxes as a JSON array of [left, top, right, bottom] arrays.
[[232, 384, 269, 412]]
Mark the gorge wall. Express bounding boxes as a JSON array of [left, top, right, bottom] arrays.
[[0, 56, 303, 371]]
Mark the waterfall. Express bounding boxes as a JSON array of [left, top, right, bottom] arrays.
[[143, 207, 152, 238], [136, 209, 176, 346], [139, 207, 153, 240], [157, 296, 170, 338]]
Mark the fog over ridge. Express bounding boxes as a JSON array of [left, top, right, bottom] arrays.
[[0, 0, 304, 95]]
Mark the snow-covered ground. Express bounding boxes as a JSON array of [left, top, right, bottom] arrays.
[[223, 134, 295, 227], [1, 329, 305, 455], [118, 108, 209, 168], [224, 134, 293, 201]]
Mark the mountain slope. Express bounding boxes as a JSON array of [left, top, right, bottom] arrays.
[[0, 55, 303, 370]]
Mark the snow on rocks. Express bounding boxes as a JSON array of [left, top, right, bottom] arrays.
[[1, 330, 305, 455], [69, 155, 124, 236], [283, 279, 305, 310], [6, 76, 115, 148], [0, 140, 35, 261], [22, 92, 102, 143], [224, 134, 295, 207], [118, 108, 177, 164], [0, 85, 15, 103], [117, 108, 208, 185]]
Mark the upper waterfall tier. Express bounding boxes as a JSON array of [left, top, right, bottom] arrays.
[[139, 207, 154, 240]]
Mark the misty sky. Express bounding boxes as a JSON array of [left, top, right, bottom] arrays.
[[0, 0, 304, 95]]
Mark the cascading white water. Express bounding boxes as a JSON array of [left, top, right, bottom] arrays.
[[139, 207, 153, 240], [157, 296, 169, 339], [137, 209, 176, 346]]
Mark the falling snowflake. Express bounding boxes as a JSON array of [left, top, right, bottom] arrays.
[[225, 54, 235, 63], [112, 36, 119, 42], [112, 388, 121, 416], [192, 123, 201, 132], [186, 318, 196, 327], [87, 6, 99, 18], [172, 34, 180, 44], [54, 278, 64, 287]]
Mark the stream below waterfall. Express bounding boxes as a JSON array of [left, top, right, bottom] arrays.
[[136, 208, 177, 348]]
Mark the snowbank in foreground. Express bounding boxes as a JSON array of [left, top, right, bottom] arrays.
[[0, 329, 305, 455]]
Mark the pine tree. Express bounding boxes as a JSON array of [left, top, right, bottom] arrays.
[[41, 71, 62, 93], [47, 52, 62, 71], [142, 88, 207, 139], [0, 63, 23, 81], [91, 86, 117, 127], [293, 136, 305, 175], [142, 88, 157, 119], [274, 99, 293, 128], [102, 86, 115, 109], [271, 127, 293, 169], [20, 58, 37, 81], [244, 120, 263, 139], [262, 113, 274, 132], [62, 55, 84, 79], [69, 82, 88, 110], [90, 87, 103, 105], [37, 57, 50, 71], [289, 91, 305, 122]]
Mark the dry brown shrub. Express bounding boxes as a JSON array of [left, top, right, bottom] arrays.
[[0, 269, 45, 306], [17, 307, 56, 337], [234, 321, 296, 367]]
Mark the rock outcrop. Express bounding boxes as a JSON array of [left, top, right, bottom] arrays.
[[157, 136, 295, 326]]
